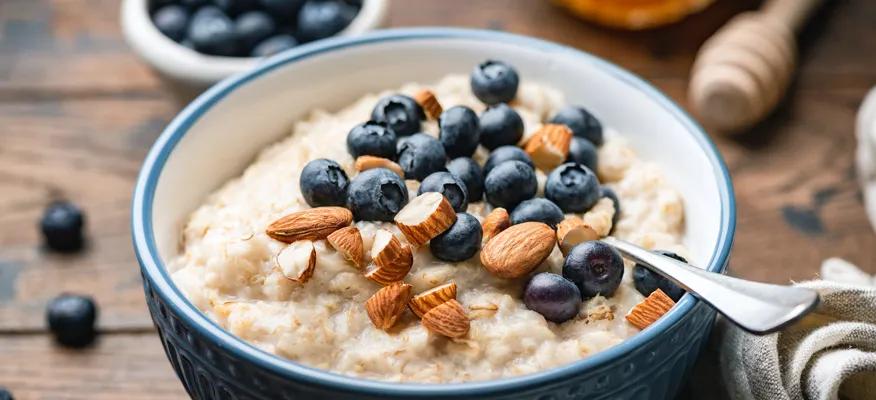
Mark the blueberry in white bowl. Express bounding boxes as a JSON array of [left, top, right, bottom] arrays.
[[152, 4, 189, 42], [251, 34, 298, 57], [296, 0, 358, 42], [470, 60, 519, 105], [545, 162, 601, 213], [563, 241, 624, 298], [567, 136, 598, 171], [550, 105, 603, 146], [397, 133, 446, 181], [524, 272, 581, 323], [346, 121, 397, 160], [479, 103, 523, 150], [446, 157, 484, 201], [346, 167, 408, 221], [258, 0, 305, 18], [187, 6, 239, 56], [234, 10, 275, 50], [634, 250, 686, 301], [482, 145, 533, 177], [371, 94, 424, 137], [510, 198, 564, 229], [438, 106, 480, 159], [299, 158, 349, 207], [484, 160, 537, 209], [418, 171, 468, 212], [215, 0, 259, 16], [430, 212, 482, 262]]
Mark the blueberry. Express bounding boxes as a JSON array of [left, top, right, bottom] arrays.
[[259, 0, 305, 18], [152, 5, 189, 42], [545, 163, 600, 213], [346, 121, 397, 160], [470, 60, 519, 105], [296, 0, 357, 42], [0, 387, 11, 400], [634, 250, 686, 301], [418, 172, 468, 212], [601, 186, 621, 225], [446, 157, 484, 201], [214, 0, 259, 16], [234, 10, 275, 51], [479, 103, 523, 150], [484, 160, 537, 209], [40, 201, 85, 252], [371, 94, 424, 137], [510, 198, 564, 229], [563, 241, 624, 298], [550, 106, 603, 146], [523, 272, 581, 323], [47, 294, 97, 348], [251, 34, 298, 57], [436, 106, 480, 158], [299, 159, 349, 207], [429, 212, 482, 262], [188, 7, 239, 56], [346, 168, 408, 221], [567, 137, 598, 171], [181, 0, 210, 8], [396, 133, 446, 181], [482, 145, 533, 177]]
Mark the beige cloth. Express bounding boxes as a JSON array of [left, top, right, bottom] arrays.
[[719, 260, 876, 400]]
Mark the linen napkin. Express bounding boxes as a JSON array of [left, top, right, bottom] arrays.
[[719, 259, 876, 400]]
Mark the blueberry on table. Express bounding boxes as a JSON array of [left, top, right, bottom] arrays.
[[0, 387, 13, 400], [259, 0, 306, 18], [396, 133, 447, 181], [296, 0, 358, 42], [187, 7, 239, 56], [299, 158, 349, 207], [47, 294, 97, 348], [545, 162, 601, 213], [234, 10, 276, 51], [484, 160, 537, 209], [524, 272, 582, 323], [479, 103, 524, 150], [347, 168, 408, 221], [40, 201, 85, 252], [550, 105, 603, 146], [446, 157, 484, 201], [470, 60, 519, 105], [438, 106, 481, 159], [430, 212, 482, 262], [567, 136, 598, 171], [563, 241, 624, 298], [600, 186, 621, 225], [346, 121, 397, 160], [371, 94, 424, 137], [152, 5, 189, 42], [251, 34, 298, 57], [418, 171, 468, 212], [482, 145, 533, 177], [510, 198, 564, 229], [634, 250, 686, 301]]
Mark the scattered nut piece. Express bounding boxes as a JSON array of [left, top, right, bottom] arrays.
[[480, 222, 556, 279], [625, 288, 676, 330], [365, 229, 414, 285], [326, 226, 365, 269], [365, 282, 413, 330], [524, 124, 573, 171], [409, 282, 457, 318], [276, 240, 316, 283], [354, 155, 405, 178], [414, 89, 443, 120], [394, 192, 457, 246], [556, 198, 616, 255], [421, 299, 470, 338], [266, 207, 352, 243], [481, 207, 511, 243], [585, 304, 615, 322]]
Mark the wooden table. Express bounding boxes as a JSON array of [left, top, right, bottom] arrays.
[[1, 0, 873, 398]]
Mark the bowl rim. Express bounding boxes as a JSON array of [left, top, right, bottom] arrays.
[[131, 27, 736, 396]]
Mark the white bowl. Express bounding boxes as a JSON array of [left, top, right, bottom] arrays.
[[121, 0, 388, 94]]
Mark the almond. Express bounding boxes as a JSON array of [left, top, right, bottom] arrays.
[[354, 155, 405, 178], [414, 89, 443, 120], [480, 222, 556, 278], [276, 240, 316, 283], [556, 216, 599, 255], [365, 282, 413, 330], [326, 226, 365, 269], [481, 207, 511, 243], [625, 288, 676, 330], [409, 282, 457, 318], [364, 229, 413, 285], [266, 207, 352, 243], [524, 124, 573, 171], [421, 299, 469, 338], [394, 192, 457, 246]]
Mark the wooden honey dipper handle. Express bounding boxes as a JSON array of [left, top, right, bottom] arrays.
[[689, 0, 824, 133]]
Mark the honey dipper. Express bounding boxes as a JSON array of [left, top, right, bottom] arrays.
[[689, 0, 825, 133]]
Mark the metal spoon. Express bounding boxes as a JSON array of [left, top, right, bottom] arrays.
[[601, 236, 819, 334]]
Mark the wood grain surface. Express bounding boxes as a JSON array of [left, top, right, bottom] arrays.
[[0, 0, 874, 398]]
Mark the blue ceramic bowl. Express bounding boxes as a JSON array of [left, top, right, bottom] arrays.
[[132, 28, 735, 400]]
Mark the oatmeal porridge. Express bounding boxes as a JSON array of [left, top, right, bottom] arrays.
[[169, 61, 688, 383]]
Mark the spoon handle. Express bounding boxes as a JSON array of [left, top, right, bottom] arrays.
[[601, 237, 819, 334]]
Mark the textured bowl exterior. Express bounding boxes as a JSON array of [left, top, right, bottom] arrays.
[[132, 28, 735, 400]]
